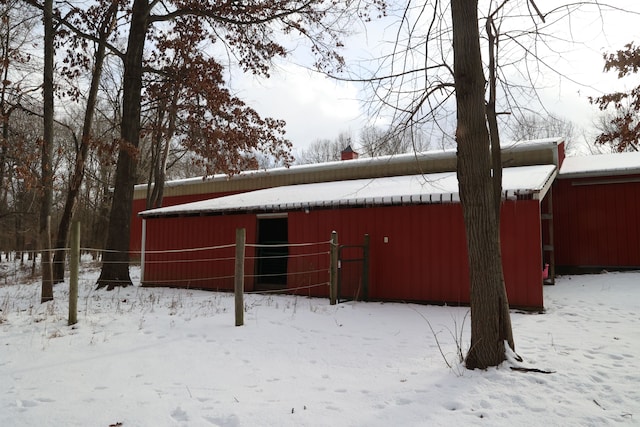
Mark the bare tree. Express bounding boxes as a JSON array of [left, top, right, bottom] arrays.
[[506, 112, 580, 154], [295, 131, 352, 164], [507, 113, 576, 142], [359, 125, 430, 157], [39, 0, 54, 302], [349, 0, 640, 369], [52, 0, 119, 284], [0, 108, 42, 264], [0, 0, 40, 233]]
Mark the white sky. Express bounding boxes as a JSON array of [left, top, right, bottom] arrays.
[[227, 1, 640, 155]]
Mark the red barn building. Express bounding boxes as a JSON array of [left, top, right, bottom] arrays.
[[136, 139, 565, 310], [552, 151, 640, 273]]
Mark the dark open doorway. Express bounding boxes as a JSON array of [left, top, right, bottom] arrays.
[[256, 216, 288, 288]]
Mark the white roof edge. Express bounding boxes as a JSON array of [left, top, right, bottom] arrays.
[[559, 168, 640, 179], [558, 168, 640, 179], [535, 167, 557, 200], [503, 137, 564, 150], [559, 151, 640, 178], [140, 164, 557, 218]]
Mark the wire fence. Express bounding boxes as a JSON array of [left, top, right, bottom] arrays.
[[142, 237, 333, 298], [0, 237, 334, 299], [0, 229, 353, 327]]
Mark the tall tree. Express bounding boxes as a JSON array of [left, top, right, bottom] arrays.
[[590, 42, 640, 152], [1, 108, 43, 263], [95, 1, 385, 289], [39, 0, 54, 302], [352, 0, 578, 369], [357, 0, 640, 369], [0, 0, 40, 216], [142, 29, 295, 209], [95, 0, 147, 289], [51, 0, 119, 283], [451, 0, 514, 369]]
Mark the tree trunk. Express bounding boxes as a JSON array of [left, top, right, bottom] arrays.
[[0, 122, 8, 211], [53, 0, 117, 284], [146, 89, 178, 210], [451, 0, 514, 370], [0, 8, 11, 215], [486, 16, 503, 222], [96, 0, 149, 290], [40, 0, 54, 303]]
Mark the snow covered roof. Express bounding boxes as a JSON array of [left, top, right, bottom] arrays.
[[140, 164, 557, 218], [559, 151, 640, 178]]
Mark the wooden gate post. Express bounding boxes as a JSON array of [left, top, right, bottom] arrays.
[[68, 220, 80, 326], [330, 231, 338, 305], [234, 228, 246, 326], [40, 215, 54, 303]]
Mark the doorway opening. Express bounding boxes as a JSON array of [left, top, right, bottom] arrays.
[[255, 215, 288, 288]]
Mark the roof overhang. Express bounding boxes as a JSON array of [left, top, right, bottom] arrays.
[[559, 151, 640, 179], [140, 164, 557, 219]]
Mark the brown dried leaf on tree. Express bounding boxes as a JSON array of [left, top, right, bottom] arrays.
[[97, 0, 389, 289], [590, 43, 640, 152]]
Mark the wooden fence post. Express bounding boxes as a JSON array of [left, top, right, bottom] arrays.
[[330, 231, 338, 305], [40, 215, 54, 303], [68, 220, 80, 326], [235, 228, 246, 326]]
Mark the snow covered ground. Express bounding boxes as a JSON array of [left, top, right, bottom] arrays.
[[1, 260, 638, 426]]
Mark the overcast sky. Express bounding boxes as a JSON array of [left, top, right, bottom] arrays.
[[228, 1, 639, 157]]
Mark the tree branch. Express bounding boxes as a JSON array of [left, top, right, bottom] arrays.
[[149, 1, 315, 25]]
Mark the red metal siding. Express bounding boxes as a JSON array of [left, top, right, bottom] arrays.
[[287, 211, 331, 298], [557, 141, 566, 168], [143, 214, 256, 290], [500, 200, 544, 307], [142, 200, 543, 309], [553, 176, 640, 269], [288, 201, 542, 308], [130, 191, 240, 255]]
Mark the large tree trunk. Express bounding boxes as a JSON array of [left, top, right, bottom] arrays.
[[96, 0, 149, 290], [40, 0, 54, 303], [53, 0, 117, 284], [451, 0, 514, 370]]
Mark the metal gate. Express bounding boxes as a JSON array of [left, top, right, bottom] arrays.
[[337, 235, 370, 303]]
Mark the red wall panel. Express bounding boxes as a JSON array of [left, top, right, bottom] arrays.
[[501, 200, 544, 307], [288, 202, 541, 308], [553, 176, 640, 269], [142, 200, 544, 309], [143, 214, 256, 291]]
